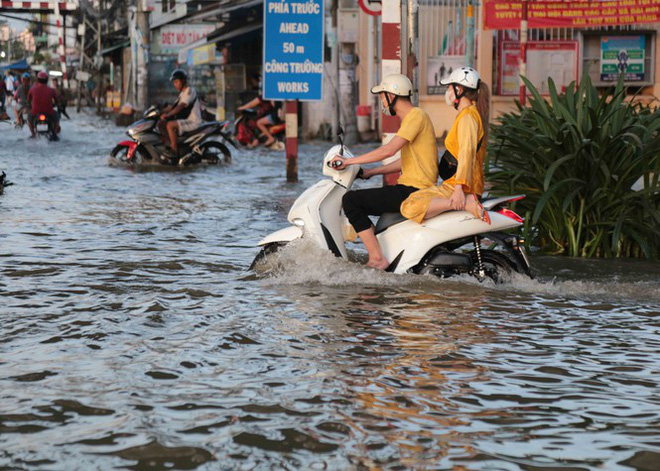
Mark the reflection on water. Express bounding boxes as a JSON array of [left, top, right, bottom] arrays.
[[1, 112, 660, 469]]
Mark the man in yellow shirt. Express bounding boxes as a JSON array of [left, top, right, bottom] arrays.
[[330, 74, 438, 270]]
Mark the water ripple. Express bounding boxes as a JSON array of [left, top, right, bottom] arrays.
[[1, 112, 659, 469]]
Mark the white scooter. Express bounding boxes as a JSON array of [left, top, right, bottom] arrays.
[[252, 141, 532, 282]]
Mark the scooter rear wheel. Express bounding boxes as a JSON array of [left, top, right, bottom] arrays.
[[201, 141, 231, 165], [468, 249, 518, 284]]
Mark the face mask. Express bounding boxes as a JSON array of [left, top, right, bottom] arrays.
[[445, 87, 456, 107]]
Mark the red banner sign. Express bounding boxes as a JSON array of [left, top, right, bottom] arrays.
[[484, 0, 660, 30]]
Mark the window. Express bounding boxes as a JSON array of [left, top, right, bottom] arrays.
[[162, 0, 176, 13], [419, 0, 478, 96], [493, 28, 578, 96]]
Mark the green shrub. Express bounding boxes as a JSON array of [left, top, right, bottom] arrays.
[[489, 75, 660, 259]]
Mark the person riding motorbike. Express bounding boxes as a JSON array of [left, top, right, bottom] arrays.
[[27, 71, 59, 138], [13, 72, 31, 127], [158, 69, 202, 163], [400, 66, 491, 225], [329, 74, 439, 270], [237, 95, 281, 148]]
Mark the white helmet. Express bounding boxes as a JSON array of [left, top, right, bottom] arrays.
[[440, 66, 480, 90], [370, 74, 413, 97]]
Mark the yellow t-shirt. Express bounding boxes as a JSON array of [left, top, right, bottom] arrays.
[[395, 107, 438, 189], [443, 105, 485, 195]]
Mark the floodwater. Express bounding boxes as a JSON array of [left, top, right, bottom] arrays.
[[1, 112, 660, 470]]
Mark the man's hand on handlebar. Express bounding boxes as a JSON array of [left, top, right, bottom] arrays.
[[329, 155, 348, 170]]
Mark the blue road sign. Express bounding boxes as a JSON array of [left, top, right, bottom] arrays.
[[263, 0, 324, 101]]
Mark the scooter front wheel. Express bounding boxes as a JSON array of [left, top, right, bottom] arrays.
[[249, 242, 286, 275], [110, 144, 147, 165]]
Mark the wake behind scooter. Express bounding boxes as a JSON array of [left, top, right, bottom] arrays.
[[252, 139, 532, 282]]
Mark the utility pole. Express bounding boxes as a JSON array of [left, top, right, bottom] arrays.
[[135, 0, 150, 111], [76, 21, 86, 112], [380, 0, 402, 186], [406, 0, 418, 106], [96, 0, 102, 112], [330, 0, 340, 140], [338, 4, 358, 145], [519, 0, 528, 106], [466, 0, 475, 68], [62, 13, 68, 88], [338, 41, 358, 145]]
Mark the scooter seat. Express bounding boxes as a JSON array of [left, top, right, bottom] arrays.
[[375, 212, 407, 234], [180, 122, 216, 139]]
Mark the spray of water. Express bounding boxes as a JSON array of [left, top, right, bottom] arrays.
[[256, 239, 660, 304]]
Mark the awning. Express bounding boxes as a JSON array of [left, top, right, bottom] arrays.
[[0, 58, 29, 71], [100, 40, 130, 56], [209, 23, 262, 44], [184, 0, 263, 23], [152, 0, 262, 29], [177, 23, 262, 64]]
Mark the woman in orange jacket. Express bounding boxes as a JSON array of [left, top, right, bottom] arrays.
[[401, 66, 491, 224]]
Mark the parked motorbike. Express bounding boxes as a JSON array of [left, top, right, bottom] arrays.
[[32, 112, 59, 141], [234, 109, 285, 149], [251, 140, 532, 283], [109, 105, 237, 167]]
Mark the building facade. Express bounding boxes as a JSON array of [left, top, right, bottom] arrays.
[[354, 0, 660, 138]]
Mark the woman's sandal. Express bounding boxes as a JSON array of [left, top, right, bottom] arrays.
[[477, 200, 491, 225], [471, 197, 491, 225]]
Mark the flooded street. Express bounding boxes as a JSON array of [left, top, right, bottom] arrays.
[[1, 112, 660, 470]]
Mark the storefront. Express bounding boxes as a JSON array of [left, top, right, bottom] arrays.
[[355, 0, 660, 138], [177, 21, 263, 121]]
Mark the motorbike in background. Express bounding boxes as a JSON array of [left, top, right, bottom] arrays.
[[110, 105, 237, 167], [33, 112, 59, 141], [234, 109, 285, 149], [14, 107, 27, 129]]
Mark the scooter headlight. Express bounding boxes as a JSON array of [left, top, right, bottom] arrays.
[[293, 218, 305, 228]]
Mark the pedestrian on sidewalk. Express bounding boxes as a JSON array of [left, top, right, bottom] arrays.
[[53, 78, 70, 119], [5, 72, 15, 106]]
